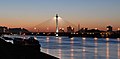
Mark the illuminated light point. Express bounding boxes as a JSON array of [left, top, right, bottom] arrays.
[[37, 33, 39, 34], [118, 28, 120, 31], [71, 49, 74, 52], [59, 37, 62, 40], [56, 14, 59, 37], [82, 47, 86, 52], [46, 37, 50, 42], [31, 33, 33, 34], [34, 37, 37, 40], [106, 38, 109, 41], [47, 37, 49, 40], [43, 33, 45, 34], [94, 37, 98, 41], [95, 28, 98, 30], [117, 38, 120, 41], [23, 33, 26, 35], [70, 37, 74, 40], [47, 28, 49, 30], [82, 37, 86, 40], [58, 37, 62, 43], [34, 27, 37, 30]]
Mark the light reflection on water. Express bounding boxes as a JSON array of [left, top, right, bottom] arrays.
[[82, 37, 86, 59], [118, 38, 120, 59], [106, 42, 109, 59], [37, 36, 120, 59], [94, 40, 98, 59]]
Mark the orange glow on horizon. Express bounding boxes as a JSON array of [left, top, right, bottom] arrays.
[[0, 17, 120, 32]]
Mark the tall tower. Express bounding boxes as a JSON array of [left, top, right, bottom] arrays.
[[56, 14, 59, 37]]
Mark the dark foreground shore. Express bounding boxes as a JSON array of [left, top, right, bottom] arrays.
[[0, 37, 59, 59]]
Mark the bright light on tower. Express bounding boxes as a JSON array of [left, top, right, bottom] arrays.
[[54, 17, 62, 20], [53, 16, 62, 22]]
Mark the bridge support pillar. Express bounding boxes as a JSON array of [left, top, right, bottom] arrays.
[[56, 14, 59, 37]]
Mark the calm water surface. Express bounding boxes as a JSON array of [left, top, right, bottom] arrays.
[[36, 36, 120, 59]]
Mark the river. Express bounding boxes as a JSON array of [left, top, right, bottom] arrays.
[[36, 36, 120, 59]]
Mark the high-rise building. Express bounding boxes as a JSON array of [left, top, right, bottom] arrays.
[[67, 26, 74, 33], [59, 28, 64, 33], [0, 26, 8, 33], [107, 26, 113, 32]]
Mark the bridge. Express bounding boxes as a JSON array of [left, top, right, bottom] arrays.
[[28, 14, 78, 33]]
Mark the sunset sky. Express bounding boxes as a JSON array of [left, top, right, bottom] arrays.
[[0, 0, 120, 31]]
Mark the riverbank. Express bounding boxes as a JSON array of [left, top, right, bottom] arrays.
[[0, 37, 59, 59]]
